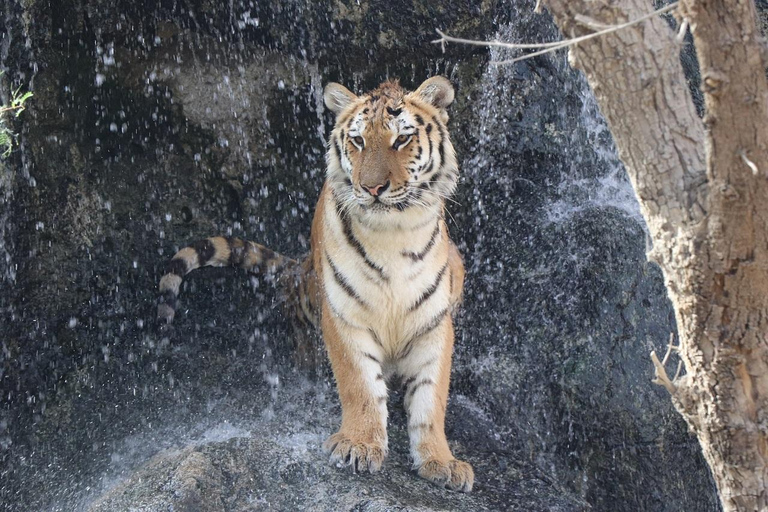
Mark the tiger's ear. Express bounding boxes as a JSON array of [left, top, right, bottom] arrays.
[[414, 76, 454, 110], [324, 83, 358, 115]]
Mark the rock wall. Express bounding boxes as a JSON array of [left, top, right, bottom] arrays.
[[0, 1, 719, 510]]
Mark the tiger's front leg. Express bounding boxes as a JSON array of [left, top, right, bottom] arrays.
[[320, 302, 389, 473], [399, 316, 474, 492]]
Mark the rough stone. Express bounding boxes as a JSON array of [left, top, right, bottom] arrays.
[[0, 0, 721, 510]]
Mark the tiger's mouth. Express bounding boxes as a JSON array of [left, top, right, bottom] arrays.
[[357, 194, 399, 210], [355, 186, 432, 213]]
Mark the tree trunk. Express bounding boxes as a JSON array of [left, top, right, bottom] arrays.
[[541, 0, 768, 510]]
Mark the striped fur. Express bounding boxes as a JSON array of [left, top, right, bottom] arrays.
[[156, 77, 472, 492], [318, 77, 472, 491]]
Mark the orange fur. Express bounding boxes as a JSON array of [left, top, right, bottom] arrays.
[[157, 77, 473, 491]]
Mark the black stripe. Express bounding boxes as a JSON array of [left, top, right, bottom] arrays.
[[259, 245, 277, 264], [332, 135, 343, 165], [409, 262, 448, 312], [369, 329, 383, 347], [337, 109, 355, 128], [399, 307, 449, 360], [191, 239, 216, 266], [328, 300, 356, 327], [418, 160, 436, 184], [165, 258, 187, 277], [414, 114, 424, 126], [158, 289, 178, 307], [386, 106, 402, 116], [403, 223, 440, 261], [433, 117, 446, 165], [414, 307, 449, 339], [411, 188, 424, 205], [364, 352, 381, 364], [407, 378, 434, 398], [425, 123, 432, 134], [326, 252, 369, 308], [421, 357, 438, 370], [340, 130, 352, 161], [226, 238, 245, 267], [332, 194, 387, 281]]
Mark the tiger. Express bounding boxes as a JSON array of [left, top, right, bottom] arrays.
[[156, 76, 474, 492]]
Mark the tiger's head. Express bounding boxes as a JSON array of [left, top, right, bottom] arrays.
[[323, 77, 458, 225]]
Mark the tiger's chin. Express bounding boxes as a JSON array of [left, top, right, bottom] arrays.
[[362, 201, 394, 212], [359, 198, 406, 212]]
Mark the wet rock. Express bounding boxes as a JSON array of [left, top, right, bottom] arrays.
[[87, 401, 587, 512], [0, 0, 722, 511]]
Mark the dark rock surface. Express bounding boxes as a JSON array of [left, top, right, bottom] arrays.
[[0, 0, 719, 510], [85, 395, 585, 512]]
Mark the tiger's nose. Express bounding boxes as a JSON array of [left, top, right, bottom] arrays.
[[362, 180, 390, 197]]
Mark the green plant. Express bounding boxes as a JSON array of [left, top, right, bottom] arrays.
[[0, 73, 33, 158]]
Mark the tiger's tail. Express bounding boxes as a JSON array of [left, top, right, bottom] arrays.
[[157, 236, 298, 324]]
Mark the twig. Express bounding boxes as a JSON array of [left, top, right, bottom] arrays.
[[0, 105, 24, 115], [739, 149, 760, 175], [676, 18, 690, 43], [651, 333, 681, 394], [433, 2, 679, 66], [673, 360, 683, 381], [651, 350, 675, 393]]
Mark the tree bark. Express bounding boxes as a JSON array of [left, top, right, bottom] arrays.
[[541, 0, 768, 510]]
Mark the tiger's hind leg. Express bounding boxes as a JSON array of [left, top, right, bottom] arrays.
[[398, 315, 474, 492], [321, 303, 389, 473]]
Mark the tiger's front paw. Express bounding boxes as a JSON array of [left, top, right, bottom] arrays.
[[323, 431, 388, 474], [417, 458, 474, 492]]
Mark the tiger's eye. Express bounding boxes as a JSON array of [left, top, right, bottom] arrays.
[[352, 136, 364, 147], [396, 134, 409, 144]]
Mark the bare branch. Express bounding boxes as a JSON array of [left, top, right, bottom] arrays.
[[673, 360, 683, 381], [651, 333, 680, 394], [433, 2, 679, 66], [676, 18, 690, 43], [0, 105, 24, 115], [739, 149, 760, 176], [651, 350, 676, 393]]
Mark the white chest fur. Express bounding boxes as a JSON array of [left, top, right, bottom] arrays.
[[321, 193, 451, 357]]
